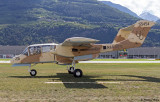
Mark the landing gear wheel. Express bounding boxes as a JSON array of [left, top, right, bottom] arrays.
[[73, 69, 83, 78], [68, 67, 75, 74], [30, 69, 37, 76]]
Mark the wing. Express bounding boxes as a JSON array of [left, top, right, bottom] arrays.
[[61, 37, 99, 47]]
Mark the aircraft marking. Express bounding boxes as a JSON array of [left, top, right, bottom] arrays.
[[138, 22, 150, 26], [135, 28, 145, 40], [106, 44, 123, 49]]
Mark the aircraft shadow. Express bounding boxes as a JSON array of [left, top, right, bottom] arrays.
[[9, 74, 160, 88], [101, 75, 160, 83], [52, 73, 109, 89], [118, 75, 160, 83], [9, 73, 108, 89]]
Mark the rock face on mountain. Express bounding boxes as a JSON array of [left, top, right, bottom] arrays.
[[157, 19, 160, 23], [139, 12, 160, 22], [101, 1, 139, 18]]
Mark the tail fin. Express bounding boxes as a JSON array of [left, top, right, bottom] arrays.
[[112, 20, 155, 49], [113, 24, 134, 44]]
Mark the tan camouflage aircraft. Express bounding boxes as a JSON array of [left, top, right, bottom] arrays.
[[11, 20, 155, 77]]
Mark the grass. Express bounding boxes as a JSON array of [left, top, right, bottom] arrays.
[[0, 63, 160, 102], [0, 59, 11, 61]]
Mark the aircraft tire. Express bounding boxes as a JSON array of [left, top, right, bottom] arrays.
[[68, 67, 74, 74], [30, 69, 37, 76], [68, 70, 72, 74], [73, 69, 83, 77]]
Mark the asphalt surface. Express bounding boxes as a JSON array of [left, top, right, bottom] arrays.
[[0, 61, 10, 63]]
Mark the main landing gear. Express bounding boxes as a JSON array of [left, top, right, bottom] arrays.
[[67, 60, 83, 78], [28, 64, 37, 76]]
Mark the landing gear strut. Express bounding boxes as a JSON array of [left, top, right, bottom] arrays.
[[67, 60, 83, 77], [28, 64, 37, 76]]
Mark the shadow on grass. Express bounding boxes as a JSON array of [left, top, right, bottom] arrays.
[[9, 73, 107, 89], [9, 74, 160, 88], [103, 75, 160, 83], [119, 75, 160, 83]]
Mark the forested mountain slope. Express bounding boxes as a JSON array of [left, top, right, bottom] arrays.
[[0, 0, 159, 46]]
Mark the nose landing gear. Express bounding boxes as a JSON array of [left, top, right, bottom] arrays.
[[28, 64, 37, 76], [30, 69, 37, 76]]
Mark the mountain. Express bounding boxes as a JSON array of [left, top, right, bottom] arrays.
[[139, 12, 160, 21], [0, 0, 139, 45], [0, 0, 159, 47], [101, 1, 139, 18], [0, 0, 137, 25], [157, 19, 160, 23]]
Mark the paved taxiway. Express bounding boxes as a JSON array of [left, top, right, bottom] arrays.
[[0, 61, 10, 63]]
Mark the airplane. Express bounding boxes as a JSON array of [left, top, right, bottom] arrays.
[[11, 20, 155, 77]]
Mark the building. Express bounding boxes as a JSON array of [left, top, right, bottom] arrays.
[[98, 51, 118, 59], [0, 46, 26, 58], [127, 47, 160, 59], [98, 47, 160, 59]]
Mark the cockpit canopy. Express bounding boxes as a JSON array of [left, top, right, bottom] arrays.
[[22, 43, 57, 56]]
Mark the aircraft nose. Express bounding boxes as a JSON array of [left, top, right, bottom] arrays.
[[10, 58, 15, 64]]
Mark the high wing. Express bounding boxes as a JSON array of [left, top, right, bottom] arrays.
[[61, 37, 99, 47]]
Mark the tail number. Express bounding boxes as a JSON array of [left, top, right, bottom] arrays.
[[138, 22, 150, 26]]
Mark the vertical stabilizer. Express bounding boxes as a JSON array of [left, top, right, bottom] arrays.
[[113, 20, 155, 48], [101, 20, 155, 53]]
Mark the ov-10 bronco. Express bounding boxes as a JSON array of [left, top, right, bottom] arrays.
[[11, 20, 155, 77]]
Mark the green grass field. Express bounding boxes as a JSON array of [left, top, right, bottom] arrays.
[[0, 59, 11, 61], [0, 63, 160, 102]]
